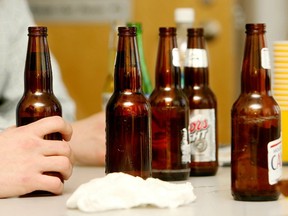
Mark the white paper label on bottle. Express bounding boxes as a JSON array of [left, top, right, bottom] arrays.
[[181, 128, 191, 163], [189, 109, 216, 162], [185, 48, 208, 68], [267, 136, 282, 185], [261, 48, 271, 69], [172, 48, 181, 67]]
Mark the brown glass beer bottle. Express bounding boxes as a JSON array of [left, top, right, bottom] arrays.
[[183, 28, 218, 176], [149, 27, 190, 181], [16, 26, 63, 193], [231, 23, 282, 201], [105, 26, 151, 179]]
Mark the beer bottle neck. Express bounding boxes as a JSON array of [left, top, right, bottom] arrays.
[[155, 27, 181, 89], [24, 28, 53, 93], [241, 24, 271, 95], [134, 23, 152, 95], [114, 27, 142, 92], [184, 28, 209, 88], [184, 67, 209, 88]]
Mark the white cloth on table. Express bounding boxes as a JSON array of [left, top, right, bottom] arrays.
[[66, 172, 196, 213]]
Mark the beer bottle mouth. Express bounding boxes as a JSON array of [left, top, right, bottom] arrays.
[[187, 28, 204, 37], [28, 26, 48, 36], [159, 27, 176, 36], [118, 26, 136, 36], [245, 23, 266, 34]]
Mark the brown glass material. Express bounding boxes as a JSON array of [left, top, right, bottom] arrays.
[[231, 23, 281, 201], [16, 26, 63, 195], [149, 27, 190, 181], [183, 28, 218, 176], [105, 27, 151, 179]]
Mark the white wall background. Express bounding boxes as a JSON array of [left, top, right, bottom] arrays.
[[236, 0, 288, 90], [240, 0, 288, 49]]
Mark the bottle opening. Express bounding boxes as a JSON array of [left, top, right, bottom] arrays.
[[245, 23, 266, 33], [28, 26, 48, 36], [118, 26, 137, 36], [187, 28, 204, 37], [159, 27, 176, 36]]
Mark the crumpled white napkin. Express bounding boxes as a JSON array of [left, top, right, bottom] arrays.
[[66, 172, 196, 212]]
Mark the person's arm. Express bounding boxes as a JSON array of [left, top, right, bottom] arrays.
[[0, 116, 73, 198], [69, 112, 105, 166]]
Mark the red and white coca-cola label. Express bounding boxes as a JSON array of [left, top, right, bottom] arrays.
[[267, 136, 282, 185], [189, 109, 216, 162]]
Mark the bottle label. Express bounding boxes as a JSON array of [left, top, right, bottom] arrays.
[[185, 48, 208, 68], [189, 109, 216, 162], [181, 128, 191, 163], [172, 48, 181, 67], [267, 136, 282, 185], [261, 48, 271, 69]]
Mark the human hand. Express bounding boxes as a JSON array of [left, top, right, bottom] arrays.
[[70, 112, 105, 166], [0, 116, 73, 198]]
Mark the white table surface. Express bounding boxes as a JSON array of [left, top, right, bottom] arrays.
[[0, 166, 287, 216]]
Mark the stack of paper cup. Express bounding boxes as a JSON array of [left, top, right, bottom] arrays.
[[273, 40, 288, 164]]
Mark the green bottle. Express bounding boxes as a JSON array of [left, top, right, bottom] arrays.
[[127, 22, 153, 96]]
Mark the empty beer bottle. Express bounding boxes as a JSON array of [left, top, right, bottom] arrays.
[[16, 26, 63, 193], [231, 23, 282, 201], [183, 28, 218, 176], [105, 26, 151, 179], [149, 27, 190, 181]]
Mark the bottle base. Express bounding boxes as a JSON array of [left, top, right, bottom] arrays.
[[20, 190, 56, 197], [152, 169, 190, 181], [190, 167, 218, 176], [20, 172, 63, 197], [232, 192, 280, 201]]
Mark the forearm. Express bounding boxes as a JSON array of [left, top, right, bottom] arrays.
[[69, 112, 106, 166]]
